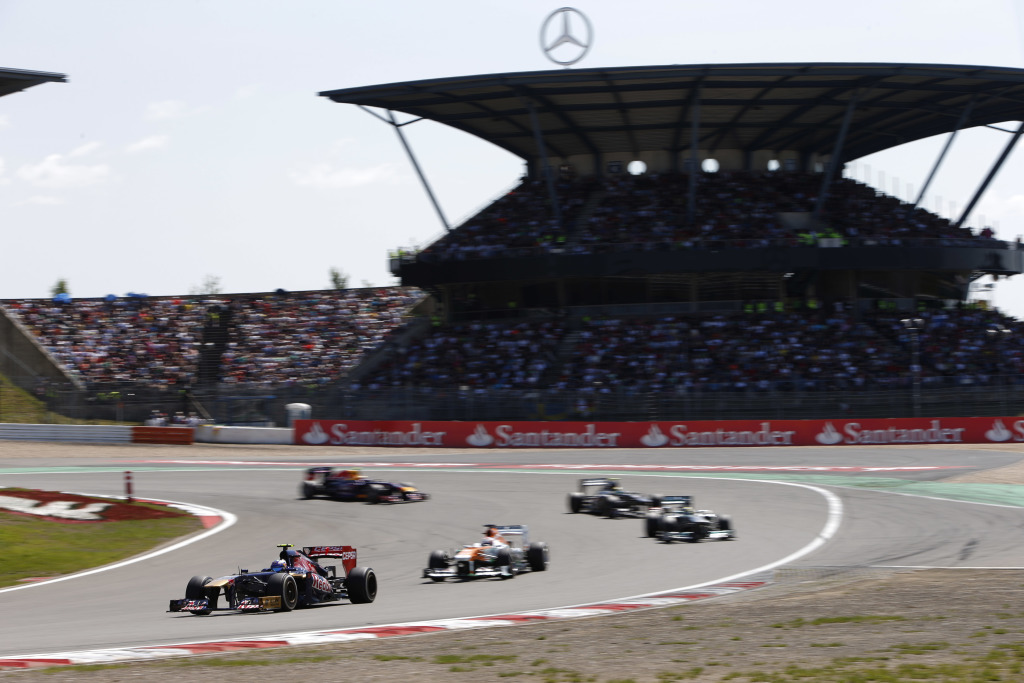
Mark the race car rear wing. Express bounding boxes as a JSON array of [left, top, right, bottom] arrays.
[[303, 545, 357, 574], [487, 524, 529, 546], [658, 495, 694, 507], [578, 477, 617, 488]]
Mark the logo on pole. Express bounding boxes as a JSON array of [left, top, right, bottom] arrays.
[[540, 7, 592, 67]]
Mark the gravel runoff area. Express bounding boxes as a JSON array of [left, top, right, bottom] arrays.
[[3, 443, 1024, 682]]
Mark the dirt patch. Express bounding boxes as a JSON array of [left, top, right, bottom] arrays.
[[5, 569, 1024, 682]]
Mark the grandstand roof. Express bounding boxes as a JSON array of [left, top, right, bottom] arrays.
[[0, 67, 66, 98], [320, 62, 1024, 163]]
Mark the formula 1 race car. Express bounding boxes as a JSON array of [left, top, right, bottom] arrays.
[[423, 524, 549, 581], [300, 467, 429, 503], [644, 495, 735, 543], [567, 477, 661, 518], [168, 543, 377, 615]]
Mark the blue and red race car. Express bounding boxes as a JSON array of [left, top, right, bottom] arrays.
[[168, 543, 377, 615], [300, 467, 429, 503]]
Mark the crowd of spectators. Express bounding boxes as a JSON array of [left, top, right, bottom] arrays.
[[357, 305, 1024, 394], [3, 296, 206, 387], [1, 287, 423, 389], [405, 171, 1002, 263], [5, 289, 1021, 396], [220, 288, 421, 387], [355, 319, 567, 391]]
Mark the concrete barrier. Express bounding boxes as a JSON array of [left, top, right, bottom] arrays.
[[194, 424, 293, 445], [0, 424, 133, 443]]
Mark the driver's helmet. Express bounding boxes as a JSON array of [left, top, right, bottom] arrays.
[[603, 480, 621, 491], [270, 560, 287, 572]]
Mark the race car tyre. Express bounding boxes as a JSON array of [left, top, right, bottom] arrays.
[[427, 550, 448, 582], [347, 566, 378, 603], [428, 549, 449, 580], [300, 483, 316, 500], [185, 575, 213, 615], [688, 525, 709, 543], [268, 572, 299, 611], [527, 541, 548, 572], [718, 516, 734, 538], [185, 575, 212, 599], [496, 547, 514, 579], [598, 495, 619, 518], [644, 511, 662, 538], [365, 485, 381, 505], [568, 492, 583, 513]]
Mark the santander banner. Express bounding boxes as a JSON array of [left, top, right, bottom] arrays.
[[294, 417, 1024, 448]]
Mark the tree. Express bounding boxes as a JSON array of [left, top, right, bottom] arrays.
[[329, 267, 348, 290], [50, 279, 69, 297], [189, 275, 223, 296]]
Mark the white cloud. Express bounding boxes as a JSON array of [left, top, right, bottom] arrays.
[[17, 153, 110, 189], [125, 135, 169, 153], [234, 84, 260, 99], [289, 162, 404, 188], [16, 196, 65, 206], [69, 141, 102, 157], [145, 100, 203, 121]]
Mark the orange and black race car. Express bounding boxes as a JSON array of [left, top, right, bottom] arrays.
[[423, 524, 549, 581], [300, 467, 429, 503], [168, 543, 377, 615]]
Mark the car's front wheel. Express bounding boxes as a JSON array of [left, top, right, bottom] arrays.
[[267, 572, 298, 611], [527, 542, 548, 572], [185, 575, 213, 615]]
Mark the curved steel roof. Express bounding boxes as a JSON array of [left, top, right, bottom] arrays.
[[0, 67, 66, 98], [320, 62, 1024, 163]]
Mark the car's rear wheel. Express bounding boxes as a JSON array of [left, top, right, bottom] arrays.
[[527, 542, 548, 572], [347, 566, 378, 603], [267, 572, 298, 611], [568, 492, 583, 513]]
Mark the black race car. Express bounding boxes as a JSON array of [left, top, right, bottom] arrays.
[[644, 495, 736, 543], [567, 477, 661, 518], [168, 543, 377, 615], [300, 467, 429, 503]]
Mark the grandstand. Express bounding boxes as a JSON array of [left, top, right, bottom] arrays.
[[3, 62, 1024, 424]]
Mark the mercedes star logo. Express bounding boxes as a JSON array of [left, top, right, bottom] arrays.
[[540, 7, 592, 67]]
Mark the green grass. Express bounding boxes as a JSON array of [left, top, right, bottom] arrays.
[[771, 615, 906, 629], [0, 373, 120, 424], [1, 509, 202, 588]]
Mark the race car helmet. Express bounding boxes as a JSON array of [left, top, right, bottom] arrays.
[[270, 560, 287, 572], [485, 527, 499, 537]]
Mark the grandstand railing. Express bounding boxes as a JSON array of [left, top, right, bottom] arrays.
[[12, 374, 1024, 426]]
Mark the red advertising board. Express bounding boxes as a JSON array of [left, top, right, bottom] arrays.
[[293, 416, 1023, 448]]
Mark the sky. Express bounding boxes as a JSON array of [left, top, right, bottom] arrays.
[[2, 1, 1024, 317]]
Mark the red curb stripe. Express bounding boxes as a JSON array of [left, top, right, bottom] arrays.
[[0, 659, 73, 668]]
